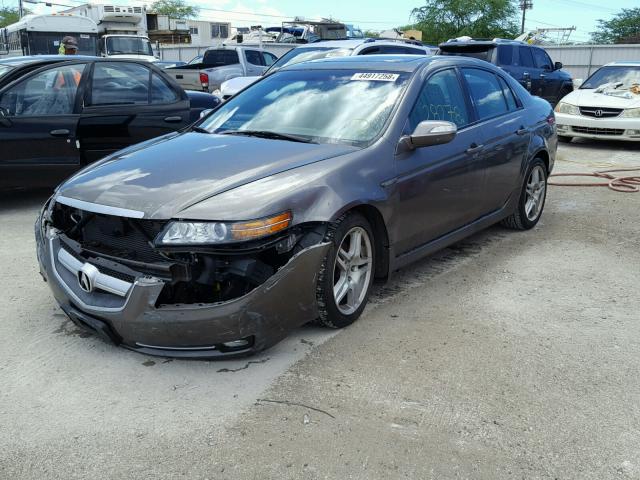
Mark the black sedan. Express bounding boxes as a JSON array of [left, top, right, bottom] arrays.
[[0, 56, 220, 189]]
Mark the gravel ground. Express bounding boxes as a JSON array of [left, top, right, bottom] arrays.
[[0, 139, 638, 479]]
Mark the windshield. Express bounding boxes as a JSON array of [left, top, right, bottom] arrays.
[[581, 66, 640, 90], [0, 65, 13, 79], [26, 32, 97, 56], [106, 37, 153, 56], [265, 47, 353, 74], [199, 69, 410, 146]]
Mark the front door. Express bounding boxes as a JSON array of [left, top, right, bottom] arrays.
[[78, 62, 191, 163], [531, 47, 561, 104], [393, 68, 487, 256], [0, 63, 86, 188]]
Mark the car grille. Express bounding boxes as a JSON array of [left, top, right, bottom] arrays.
[[579, 107, 623, 118], [571, 126, 625, 136], [60, 244, 137, 283], [53, 203, 167, 264]]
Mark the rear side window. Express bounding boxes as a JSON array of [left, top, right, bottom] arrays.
[[462, 68, 509, 120], [91, 62, 150, 106], [245, 50, 264, 66], [532, 48, 553, 70], [409, 68, 470, 129], [517, 46, 535, 68], [151, 73, 178, 104], [203, 50, 240, 66], [498, 76, 518, 110], [497, 45, 513, 66]]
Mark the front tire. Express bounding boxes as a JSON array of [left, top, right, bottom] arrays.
[[316, 212, 375, 329], [501, 159, 548, 231]]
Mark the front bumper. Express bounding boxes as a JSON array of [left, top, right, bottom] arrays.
[[556, 112, 640, 141], [36, 218, 330, 358]]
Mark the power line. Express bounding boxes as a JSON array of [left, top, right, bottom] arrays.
[[544, 0, 617, 13]]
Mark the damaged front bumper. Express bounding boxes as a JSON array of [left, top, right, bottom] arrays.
[[36, 216, 330, 358]]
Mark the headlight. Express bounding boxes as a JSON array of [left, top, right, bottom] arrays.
[[621, 108, 640, 118], [159, 211, 292, 245], [554, 102, 580, 115]]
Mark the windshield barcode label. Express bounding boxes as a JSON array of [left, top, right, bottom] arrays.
[[351, 73, 400, 82]]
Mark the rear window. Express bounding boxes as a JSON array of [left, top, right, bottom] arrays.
[[438, 44, 494, 61], [203, 50, 240, 67]]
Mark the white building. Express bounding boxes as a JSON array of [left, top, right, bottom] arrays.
[[186, 20, 231, 47]]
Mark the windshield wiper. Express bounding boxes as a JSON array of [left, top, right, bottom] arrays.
[[221, 130, 317, 144], [192, 126, 211, 134]]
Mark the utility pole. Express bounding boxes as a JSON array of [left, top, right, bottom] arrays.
[[519, 0, 533, 35], [19, 0, 25, 18]]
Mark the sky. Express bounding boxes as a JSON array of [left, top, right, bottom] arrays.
[[4, 0, 639, 43]]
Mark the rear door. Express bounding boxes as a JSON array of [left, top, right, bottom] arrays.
[[514, 45, 543, 96], [394, 68, 487, 254], [78, 62, 190, 163], [0, 62, 87, 188], [244, 49, 267, 75], [461, 67, 530, 212]]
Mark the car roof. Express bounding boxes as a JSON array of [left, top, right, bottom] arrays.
[[0, 55, 99, 67], [295, 38, 428, 50], [279, 54, 490, 73], [603, 61, 640, 67], [439, 38, 530, 48]]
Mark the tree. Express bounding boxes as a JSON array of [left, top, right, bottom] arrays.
[[150, 0, 199, 19], [590, 8, 640, 44], [0, 6, 21, 28], [363, 30, 380, 38], [408, 0, 519, 45]]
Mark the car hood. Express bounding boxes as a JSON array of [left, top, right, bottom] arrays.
[[56, 132, 358, 219], [562, 89, 640, 108]]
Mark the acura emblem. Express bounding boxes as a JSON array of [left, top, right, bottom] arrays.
[[595, 109, 603, 117], [78, 264, 99, 293]]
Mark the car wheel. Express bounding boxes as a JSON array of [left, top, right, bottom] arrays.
[[558, 135, 572, 143], [316, 212, 375, 329], [501, 159, 548, 231]]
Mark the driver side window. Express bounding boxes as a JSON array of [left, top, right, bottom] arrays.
[[409, 68, 470, 130], [0, 64, 85, 117]]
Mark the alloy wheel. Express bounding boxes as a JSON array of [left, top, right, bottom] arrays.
[[525, 165, 547, 221], [332, 226, 373, 315]]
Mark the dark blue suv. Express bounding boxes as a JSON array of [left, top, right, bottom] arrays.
[[438, 39, 573, 106]]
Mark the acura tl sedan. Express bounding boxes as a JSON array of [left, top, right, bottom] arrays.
[[36, 55, 557, 358]]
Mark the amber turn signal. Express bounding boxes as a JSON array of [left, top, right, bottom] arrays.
[[231, 211, 292, 240]]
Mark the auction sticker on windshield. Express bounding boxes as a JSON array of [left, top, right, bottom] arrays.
[[351, 72, 400, 82]]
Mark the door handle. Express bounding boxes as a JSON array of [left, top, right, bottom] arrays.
[[466, 143, 484, 154], [516, 128, 529, 136], [50, 129, 70, 137], [164, 116, 183, 123]]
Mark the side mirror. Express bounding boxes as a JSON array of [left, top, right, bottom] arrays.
[[554, 61, 563, 70], [199, 108, 213, 119], [398, 120, 457, 153]]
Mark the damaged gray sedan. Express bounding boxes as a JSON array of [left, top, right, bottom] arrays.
[[36, 55, 556, 358]]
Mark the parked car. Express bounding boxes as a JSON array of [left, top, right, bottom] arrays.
[[164, 46, 279, 93], [0, 56, 220, 189], [438, 38, 573, 106], [555, 62, 640, 142], [218, 38, 435, 99], [36, 54, 556, 358]]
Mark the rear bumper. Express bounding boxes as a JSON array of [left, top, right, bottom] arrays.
[[36, 219, 329, 358]]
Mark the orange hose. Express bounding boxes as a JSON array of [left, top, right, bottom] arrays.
[[549, 168, 640, 193]]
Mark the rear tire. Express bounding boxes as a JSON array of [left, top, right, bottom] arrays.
[[501, 158, 548, 231], [316, 212, 375, 329]]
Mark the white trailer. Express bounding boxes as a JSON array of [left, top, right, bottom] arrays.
[[61, 4, 156, 62], [0, 14, 99, 57]]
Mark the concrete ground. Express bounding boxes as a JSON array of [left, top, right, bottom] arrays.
[[1, 139, 639, 479]]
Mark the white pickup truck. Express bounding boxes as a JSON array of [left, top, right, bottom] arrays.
[[164, 46, 278, 93]]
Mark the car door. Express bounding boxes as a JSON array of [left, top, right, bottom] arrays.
[[531, 47, 559, 103], [244, 50, 266, 76], [0, 62, 87, 188], [393, 68, 487, 255], [461, 67, 530, 213], [513, 45, 543, 96], [78, 62, 190, 163]]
